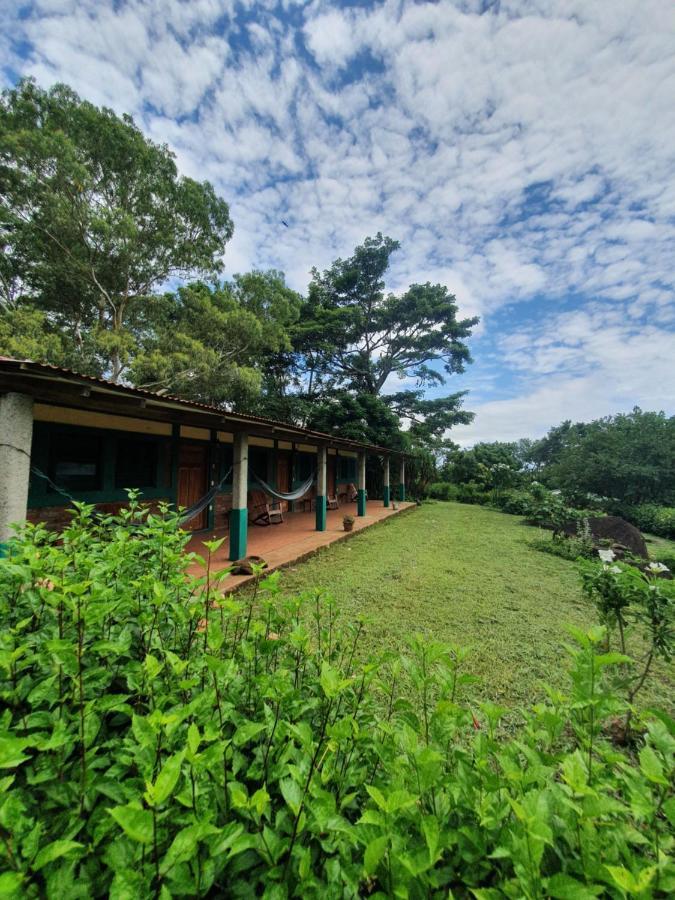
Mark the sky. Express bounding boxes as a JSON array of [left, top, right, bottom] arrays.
[[2, 0, 674, 446]]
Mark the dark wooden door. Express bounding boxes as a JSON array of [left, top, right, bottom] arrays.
[[177, 443, 208, 530]]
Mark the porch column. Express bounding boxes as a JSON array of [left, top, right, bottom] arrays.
[[315, 445, 327, 531], [383, 456, 390, 507], [398, 457, 406, 502], [0, 393, 34, 556], [229, 431, 248, 560], [357, 451, 367, 516]]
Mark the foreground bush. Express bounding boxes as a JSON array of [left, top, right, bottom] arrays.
[[1, 501, 674, 898]]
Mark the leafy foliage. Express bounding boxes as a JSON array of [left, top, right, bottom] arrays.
[[1, 505, 674, 897], [0, 79, 234, 382], [289, 233, 478, 451], [528, 410, 675, 506]]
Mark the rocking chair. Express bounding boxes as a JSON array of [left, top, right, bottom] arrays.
[[249, 490, 284, 526]]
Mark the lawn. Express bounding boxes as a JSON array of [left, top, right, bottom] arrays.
[[250, 501, 674, 722]]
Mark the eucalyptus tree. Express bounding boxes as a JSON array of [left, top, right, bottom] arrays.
[[0, 79, 233, 380]]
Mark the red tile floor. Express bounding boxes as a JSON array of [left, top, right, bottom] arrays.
[[186, 500, 416, 590]]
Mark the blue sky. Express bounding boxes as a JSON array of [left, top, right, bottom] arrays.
[[3, 0, 674, 445]]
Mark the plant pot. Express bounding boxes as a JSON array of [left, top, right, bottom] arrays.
[[343, 522, 354, 532]]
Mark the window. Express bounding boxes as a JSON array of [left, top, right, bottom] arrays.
[[49, 432, 103, 492], [249, 447, 269, 482], [115, 438, 159, 489], [296, 452, 313, 482], [337, 457, 356, 481]]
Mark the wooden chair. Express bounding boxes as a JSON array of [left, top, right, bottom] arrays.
[[327, 494, 339, 510], [249, 490, 284, 526], [346, 483, 358, 502]]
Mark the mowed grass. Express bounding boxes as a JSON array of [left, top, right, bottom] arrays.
[[251, 502, 674, 720]]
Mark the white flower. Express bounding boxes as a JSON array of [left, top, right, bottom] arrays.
[[610, 565, 622, 574], [648, 562, 670, 573], [598, 549, 616, 562]]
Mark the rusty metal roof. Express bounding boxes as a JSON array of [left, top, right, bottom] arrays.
[[0, 357, 403, 456]]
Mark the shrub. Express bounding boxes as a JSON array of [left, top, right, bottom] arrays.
[[455, 481, 490, 505], [612, 504, 675, 540], [425, 482, 458, 502], [579, 558, 675, 737], [530, 526, 596, 562], [489, 488, 532, 516], [1, 501, 674, 897]]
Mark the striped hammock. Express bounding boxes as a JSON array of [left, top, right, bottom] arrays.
[[252, 472, 315, 502]]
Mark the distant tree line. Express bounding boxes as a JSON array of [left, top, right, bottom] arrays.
[[439, 409, 675, 507], [0, 79, 478, 475]]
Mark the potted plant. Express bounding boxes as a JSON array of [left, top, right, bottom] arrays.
[[343, 514, 355, 532]]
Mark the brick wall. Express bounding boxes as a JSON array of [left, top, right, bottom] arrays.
[[213, 492, 233, 529]]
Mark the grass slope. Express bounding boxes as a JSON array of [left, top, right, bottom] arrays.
[[257, 502, 673, 720]]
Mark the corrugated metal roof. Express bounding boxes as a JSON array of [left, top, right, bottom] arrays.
[[0, 357, 402, 455]]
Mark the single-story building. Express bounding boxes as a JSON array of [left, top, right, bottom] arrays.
[[0, 358, 407, 559]]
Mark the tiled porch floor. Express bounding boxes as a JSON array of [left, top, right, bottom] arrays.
[[186, 500, 416, 590]]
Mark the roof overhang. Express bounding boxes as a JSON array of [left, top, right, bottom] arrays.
[[0, 358, 404, 457]]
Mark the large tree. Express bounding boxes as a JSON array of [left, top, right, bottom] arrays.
[[0, 79, 233, 380], [288, 233, 478, 449], [530, 409, 675, 504], [130, 272, 301, 407]]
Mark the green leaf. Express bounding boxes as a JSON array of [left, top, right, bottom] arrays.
[[280, 779, 303, 816], [233, 722, 266, 746], [0, 872, 25, 896], [187, 723, 200, 757], [147, 750, 184, 807], [364, 835, 388, 875], [639, 746, 667, 785], [605, 865, 657, 894], [365, 785, 387, 811], [547, 873, 601, 899], [33, 839, 83, 870], [108, 803, 154, 844], [0, 736, 31, 769]]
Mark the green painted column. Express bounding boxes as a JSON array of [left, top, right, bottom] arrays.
[[315, 445, 327, 531], [0, 392, 34, 558], [398, 457, 406, 502], [357, 451, 367, 516], [229, 432, 248, 560], [383, 456, 390, 507]]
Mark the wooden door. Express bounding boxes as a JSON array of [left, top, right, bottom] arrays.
[[276, 451, 291, 511], [177, 443, 208, 530]]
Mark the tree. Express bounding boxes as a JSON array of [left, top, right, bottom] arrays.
[[530, 409, 675, 504], [0, 79, 233, 380], [441, 442, 522, 489], [288, 233, 478, 450], [129, 273, 301, 407]]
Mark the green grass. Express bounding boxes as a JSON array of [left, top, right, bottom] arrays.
[[250, 501, 674, 721]]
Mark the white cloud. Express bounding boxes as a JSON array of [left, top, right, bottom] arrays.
[[2, 0, 674, 440]]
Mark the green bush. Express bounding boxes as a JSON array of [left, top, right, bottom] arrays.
[[1, 501, 674, 897], [425, 482, 459, 502], [489, 489, 533, 516], [613, 504, 675, 540], [455, 481, 491, 505]]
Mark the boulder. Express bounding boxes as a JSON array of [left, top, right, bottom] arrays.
[[562, 516, 648, 559]]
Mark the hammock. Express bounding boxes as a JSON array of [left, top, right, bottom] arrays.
[[30, 462, 233, 528], [180, 466, 232, 525], [252, 472, 315, 502]]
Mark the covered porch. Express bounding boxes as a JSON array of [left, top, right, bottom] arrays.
[[186, 499, 416, 589]]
